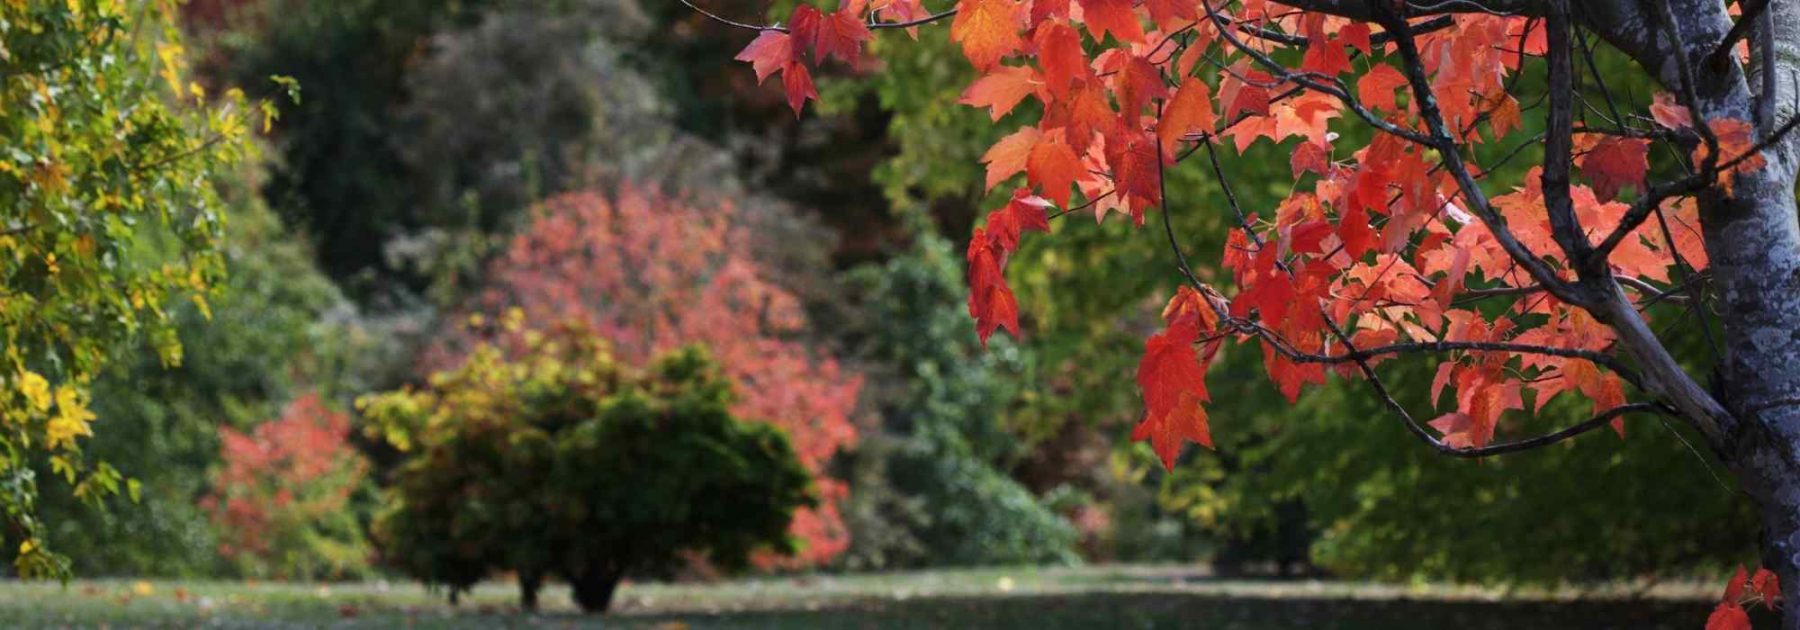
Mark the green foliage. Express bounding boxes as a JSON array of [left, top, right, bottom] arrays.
[[205, 0, 494, 291], [1158, 346, 1759, 582], [390, 7, 664, 300], [362, 327, 813, 611], [208, 0, 732, 301], [37, 177, 347, 577], [841, 225, 1078, 568], [0, 0, 262, 575]]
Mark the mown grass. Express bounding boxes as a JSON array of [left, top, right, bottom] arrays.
[[0, 565, 1755, 629]]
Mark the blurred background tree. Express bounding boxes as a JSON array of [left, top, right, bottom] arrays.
[[364, 330, 814, 612], [839, 220, 1078, 568], [430, 188, 862, 569], [38, 179, 349, 577], [0, 0, 262, 574], [202, 393, 369, 580]]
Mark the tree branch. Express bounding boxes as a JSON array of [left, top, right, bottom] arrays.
[[1540, 0, 1595, 277], [1372, 5, 1586, 306], [1323, 311, 1662, 459], [1705, 0, 1770, 73], [676, 0, 957, 33]]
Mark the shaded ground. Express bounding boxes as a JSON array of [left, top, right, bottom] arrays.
[[0, 565, 1757, 629]]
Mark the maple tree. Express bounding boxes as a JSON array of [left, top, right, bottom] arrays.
[[427, 188, 862, 569], [701, 0, 1800, 624]]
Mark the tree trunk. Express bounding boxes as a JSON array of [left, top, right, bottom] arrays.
[[518, 571, 543, 613], [1595, 1, 1800, 626], [1707, 152, 1800, 629], [568, 567, 624, 613], [1692, 1, 1800, 624]]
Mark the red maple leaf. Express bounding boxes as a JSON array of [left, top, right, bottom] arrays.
[[1753, 568, 1781, 609], [1034, 22, 1090, 98], [780, 61, 819, 116], [1577, 135, 1649, 201], [1134, 319, 1214, 469], [1650, 91, 1693, 129], [967, 227, 1020, 345], [1706, 602, 1752, 630], [734, 30, 794, 83], [790, 5, 872, 65]]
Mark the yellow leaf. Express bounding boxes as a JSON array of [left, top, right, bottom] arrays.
[[18, 371, 50, 412], [46, 385, 95, 449]]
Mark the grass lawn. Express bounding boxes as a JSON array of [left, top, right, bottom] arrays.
[[0, 565, 1755, 629]]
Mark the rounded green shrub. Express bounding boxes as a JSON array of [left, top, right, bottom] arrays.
[[361, 324, 814, 612]]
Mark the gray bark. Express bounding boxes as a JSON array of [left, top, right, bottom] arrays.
[[1575, 1, 1800, 624], [1291, 0, 1800, 623]]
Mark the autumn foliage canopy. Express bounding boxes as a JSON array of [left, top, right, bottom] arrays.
[[729, 0, 1764, 471]]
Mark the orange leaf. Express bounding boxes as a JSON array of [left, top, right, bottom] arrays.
[[1695, 118, 1765, 197], [961, 65, 1042, 121], [1027, 135, 1084, 206], [952, 0, 1023, 70], [982, 127, 1044, 190], [1356, 64, 1408, 113], [1158, 77, 1217, 151], [1076, 0, 1145, 44]]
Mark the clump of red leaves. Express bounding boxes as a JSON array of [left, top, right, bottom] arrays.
[[431, 188, 862, 568]]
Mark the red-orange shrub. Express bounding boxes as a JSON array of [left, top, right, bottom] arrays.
[[202, 393, 370, 578], [429, 188, 861, 567]]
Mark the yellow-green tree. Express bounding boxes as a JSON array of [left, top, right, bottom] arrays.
[[0, 0, 261, 576]]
